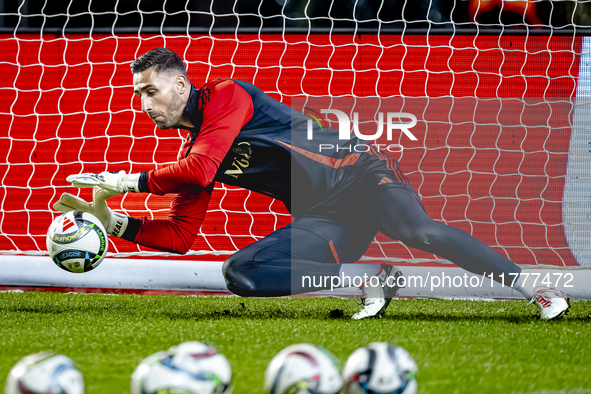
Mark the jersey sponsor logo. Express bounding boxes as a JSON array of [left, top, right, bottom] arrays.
[[224, 142, 252, 179], [378, 177, 393, 185]]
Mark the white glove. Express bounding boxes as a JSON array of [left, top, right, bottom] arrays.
[[66, 170, 141, 195], [53, 187, 130, 237]]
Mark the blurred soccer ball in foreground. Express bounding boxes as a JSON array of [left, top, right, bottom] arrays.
[[5, 352, 84, 394], [341, 342, 418, 394], [131, 341, 233, 394], [264, 343, 343, 394], [46, 211, 108, 273]]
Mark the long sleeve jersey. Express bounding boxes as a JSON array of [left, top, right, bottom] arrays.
[[124, 79, 406, 253]]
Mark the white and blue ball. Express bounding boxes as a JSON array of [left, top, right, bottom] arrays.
[[341, 342, 418, 394], [264, 343, 343, 394], [131, 341, 233, 394], [46, 211, 108, 273], [5, 352, 84, 394]]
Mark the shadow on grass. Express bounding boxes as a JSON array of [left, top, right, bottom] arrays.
[[1, 293, 590, 323], [381, 312, 591, 323], [133, 308, 591, 324]]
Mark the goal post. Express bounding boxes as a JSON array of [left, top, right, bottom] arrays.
[[1, 1, 590, 296]]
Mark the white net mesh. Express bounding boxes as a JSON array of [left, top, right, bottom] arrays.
[[0, 0, 590, 267]]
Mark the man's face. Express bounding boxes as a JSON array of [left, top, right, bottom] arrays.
[[133, 67, 185, 130]]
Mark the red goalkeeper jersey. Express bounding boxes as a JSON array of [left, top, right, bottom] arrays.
[[128, 79, 253, 253], [126, 79, 408, 253]]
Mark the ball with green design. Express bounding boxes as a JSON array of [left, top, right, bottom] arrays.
[[5, 351, 84, 394], [131, 341, 233, 394], [46, 210, 108, 273], [264, 343, 343, 394]]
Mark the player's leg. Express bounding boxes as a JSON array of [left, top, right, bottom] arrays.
[[223, 223, 339, 297], [222, 216, 381, 297], [372, 186, 569, 319], [375, 187, 518, 279]]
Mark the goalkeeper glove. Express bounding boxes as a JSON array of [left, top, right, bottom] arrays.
[[66, 170, 141, 195], [53, 187, 130, 237]]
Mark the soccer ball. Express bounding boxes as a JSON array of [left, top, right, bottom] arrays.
[[131, 341, 233, 394], [341, 342, 418, 394], [264, 343, 343, 394], [5, 352, 84, 394], [46, 211, 108, 273]]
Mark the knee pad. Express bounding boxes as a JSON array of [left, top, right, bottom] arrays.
[[222, 255, 259, 296], [221, 256, 236, 280]]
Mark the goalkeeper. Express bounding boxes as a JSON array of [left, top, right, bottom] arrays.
[[54, 48, 569, 320]]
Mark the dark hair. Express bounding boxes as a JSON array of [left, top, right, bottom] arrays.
[[130, 48, 187, 78]]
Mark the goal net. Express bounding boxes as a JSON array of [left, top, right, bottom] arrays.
[[1, 1, 590, 269]]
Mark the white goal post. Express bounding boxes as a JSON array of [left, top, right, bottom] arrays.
[[0, 0, 590, 297]]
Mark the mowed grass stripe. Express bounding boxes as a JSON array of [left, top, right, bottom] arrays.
[[0, 293, 589, 393]]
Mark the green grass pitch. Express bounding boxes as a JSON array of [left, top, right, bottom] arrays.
[[1, 292, 590, 393]]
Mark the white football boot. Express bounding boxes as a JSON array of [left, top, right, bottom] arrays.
[[352, 265, 404, 320], [528, 286, 570, 320]]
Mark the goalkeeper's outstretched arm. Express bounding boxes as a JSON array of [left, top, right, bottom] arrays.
[[54, 187, 131, 238], [54, 186, 213, 255], [124, 186, 213, 254]]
